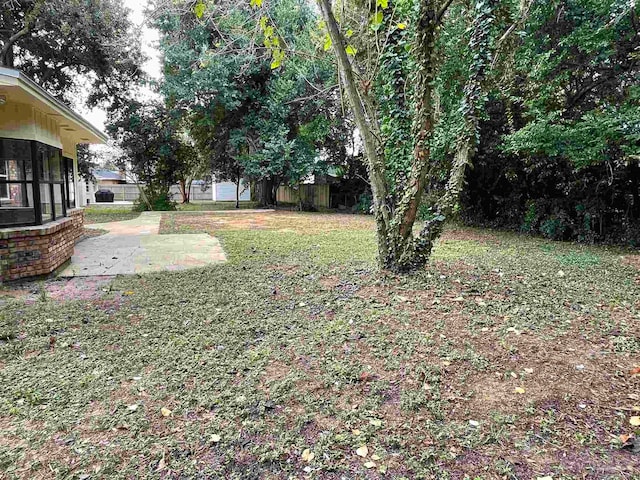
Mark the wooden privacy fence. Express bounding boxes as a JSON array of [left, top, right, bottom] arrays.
[[276, 184, 330, 208]]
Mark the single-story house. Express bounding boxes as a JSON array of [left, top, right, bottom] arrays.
[[0, 66, 107, 282]]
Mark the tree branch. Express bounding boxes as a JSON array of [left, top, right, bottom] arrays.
[[436, 0, 455, 24], [0, 0, 45, 67]]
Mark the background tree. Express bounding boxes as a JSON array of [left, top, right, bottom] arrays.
[[106, 100, 198, 210], [0, 0, 144, 111], [153, 0, 339, 207]]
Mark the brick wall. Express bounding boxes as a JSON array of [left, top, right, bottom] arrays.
[[0, 208, 84, 282]]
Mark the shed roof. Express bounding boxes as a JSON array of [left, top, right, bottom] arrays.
[[93, 169, 124, 181]]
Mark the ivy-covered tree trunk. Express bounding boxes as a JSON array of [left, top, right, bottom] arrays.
[[443, 0, 496, 209], [318, 0, 442, 271], [318, 0, 497, 271], [387, 0, 441, 270]]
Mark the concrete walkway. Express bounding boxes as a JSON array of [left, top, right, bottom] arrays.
[[59, 212, 226, 277]]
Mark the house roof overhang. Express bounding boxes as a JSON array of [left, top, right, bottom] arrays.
[[0, 66, 108, 145]]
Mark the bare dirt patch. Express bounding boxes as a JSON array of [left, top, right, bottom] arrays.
[[161, 211, 375, 235]]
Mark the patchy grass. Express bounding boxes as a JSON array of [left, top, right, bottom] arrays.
[[176, 201, 260, 211], [84, 207, 139, 225], [1, 212, 639, 479]]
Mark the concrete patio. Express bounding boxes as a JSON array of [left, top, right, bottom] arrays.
[[59, 212, 227, 277]]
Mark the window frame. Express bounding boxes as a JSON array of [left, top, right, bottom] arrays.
[[0, 139, 75, 228], [0, 159, 9, 201]]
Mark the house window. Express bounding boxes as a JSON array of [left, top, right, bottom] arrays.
[[0, 139, 76, 228], [0, 160, 8, 200]]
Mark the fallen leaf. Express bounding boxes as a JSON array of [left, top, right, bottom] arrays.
[[379, 464, 388, 474], [630, 416, 640, 426], [630, 367, 640, 376], [524, 368, 534, 374], [364, 461, 376, 468], [160, 407, 172, 417], [371, 454, 381, 461], [127, 404, 139, 411], [356, 445, 369, 457], [620, 433, 633, 443], [536, 477, 553, 480], [301, 448, 315, 462], [156, 455, 166, 472], [352, 429, 362, 435], [369, 419, 382, 427], [442, 360, 452, 366], [514, 387, 526, 394], [211, 434, 221, 443], [469, 420, 480, 427]]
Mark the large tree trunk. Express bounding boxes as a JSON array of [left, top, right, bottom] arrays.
[[442, 0, 496, 211], [178, 179, 189, 203], [318, 0, 490, 271], [317, 0, 392, 267], [387, 0, 441, 270], [256, 178, 276, 207]]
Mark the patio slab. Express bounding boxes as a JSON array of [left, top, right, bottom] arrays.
[[59, 212, 227, 277]]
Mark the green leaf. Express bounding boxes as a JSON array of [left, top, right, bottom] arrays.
[[323, 34, 332, 51], [345, 44, 357, 56], [345, 28, 354, 38], [270, 48, 285, 69], [194, 1, 206, 19], [376, 0, 388, 9], [396, 22, 407, 30], [250, 0, 263, 8], [259, 16, 268, 31], [371, 11, 383, 27]]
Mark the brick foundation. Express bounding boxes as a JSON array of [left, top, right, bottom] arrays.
[[0, 208, 84, 282]]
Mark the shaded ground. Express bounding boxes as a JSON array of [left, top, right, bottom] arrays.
[[176, 201, 260, 211], [1, 211, 639, 479]]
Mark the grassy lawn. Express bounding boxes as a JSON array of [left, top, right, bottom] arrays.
[[1, 212, 639, 479], [83, 202, 260, 223], [83, 207, 140, 225]]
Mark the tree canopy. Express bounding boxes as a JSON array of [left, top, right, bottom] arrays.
[[0, 0, 144, 110], [152, 0, 341, 206]]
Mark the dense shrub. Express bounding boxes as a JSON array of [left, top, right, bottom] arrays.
[[133, 186, 177, 212]]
